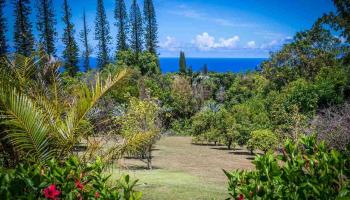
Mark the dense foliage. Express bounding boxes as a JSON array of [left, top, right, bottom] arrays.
[[0, 156, 142, 200], [1, 0, 350, 199], [224, 135, 350, 200]]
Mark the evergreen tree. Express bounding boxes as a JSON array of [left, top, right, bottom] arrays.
[[0, 0, 7, 55], [114, 0, 128, 52], [202, 64, 208, 75], [129, 0, 143, 54], [62, 0, 79, 76], [36, 0, 56, 55], [13, 0, 34, 56], [95, 0, 111, 68], [143, 0, 158, 54], [179, 51, 187, 74], [187, 65, 193, 77], [80, 10, 92, 71]]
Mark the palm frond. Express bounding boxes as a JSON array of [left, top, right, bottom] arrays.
[[57, 69, 128, 148], [0, 87, 53, 162]]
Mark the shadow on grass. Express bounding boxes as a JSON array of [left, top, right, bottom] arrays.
[[211, 147, 242, 151], [229, 151, 264, 156], [152, 148, 160, 151], [124, 156, 154, 159], [191, 143, 225, 146], [229, 151, 254, 156], [125, 165, 162, 170], [246, 157, 256, 161]]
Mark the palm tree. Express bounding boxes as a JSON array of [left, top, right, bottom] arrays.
[[0, 54, 128, 163]]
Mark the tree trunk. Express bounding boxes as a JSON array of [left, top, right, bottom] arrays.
[[228, 140, 232, 150]]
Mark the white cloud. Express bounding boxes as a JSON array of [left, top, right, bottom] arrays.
[[218, 36, 240, 48], [192, 32, 240, 51], [246, 41, 256, 48], [159, 36, 179, 51]]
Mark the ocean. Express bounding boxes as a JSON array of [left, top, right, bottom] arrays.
[[159, 58, 267, 73], [81, 57, 267, 73]]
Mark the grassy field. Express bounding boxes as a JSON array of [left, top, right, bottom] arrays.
[[113, 137, 255, 200]]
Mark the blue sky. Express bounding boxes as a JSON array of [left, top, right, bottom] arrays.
[[4, 0, 335, 58]]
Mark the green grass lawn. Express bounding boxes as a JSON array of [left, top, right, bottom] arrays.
[[111, 136, 254, 200], [121, 169, 228, 200]]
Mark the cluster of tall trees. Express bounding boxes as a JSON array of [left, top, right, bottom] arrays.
[[0, 0, 158, 76]]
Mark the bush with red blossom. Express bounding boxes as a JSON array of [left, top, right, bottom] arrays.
[[0, 156, 142, 200]]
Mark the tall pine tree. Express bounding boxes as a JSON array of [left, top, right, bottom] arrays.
[[0, 0, 7, 55], [143, 0, 158, 54], [95, 0, 111, 69], [13, 0, 34, 56], [114, 0, 128, 53], [36, 0, 56, 55], [62, 0, 79, 76], [80, 10, 92, 72], [179, 51, 187, 74], [129, 0, 143, 54]]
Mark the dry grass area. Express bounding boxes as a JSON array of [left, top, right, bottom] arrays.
[[115, 136, 255, 200]]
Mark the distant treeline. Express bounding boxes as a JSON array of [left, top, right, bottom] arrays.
[[0, 0, 158, 76]]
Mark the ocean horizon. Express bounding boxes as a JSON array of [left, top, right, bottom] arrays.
[[159, 57, 267, 73], [80, 57, 267, 73]]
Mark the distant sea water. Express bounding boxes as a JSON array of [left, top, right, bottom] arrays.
[[159, 58, 267, 73], [80, 57, 267, 73]]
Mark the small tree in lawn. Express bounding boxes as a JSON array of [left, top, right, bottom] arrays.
[[216, 108, 240, 150], [247, 129, 278, 154], [120, 97, 160, 169]]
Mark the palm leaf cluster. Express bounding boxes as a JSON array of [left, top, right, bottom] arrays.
[[0, 54, 128, 163]]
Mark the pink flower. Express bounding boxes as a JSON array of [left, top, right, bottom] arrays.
[[238, 194, 245, 200], [95, 191, 100, 199], [75, 180, 84, 190], [43, 184, 61, 200]]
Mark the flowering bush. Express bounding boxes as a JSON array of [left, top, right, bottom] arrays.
[[0, 157, 142, 200], [224, 135, 350, 200]]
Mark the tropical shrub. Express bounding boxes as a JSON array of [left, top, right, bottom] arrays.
[[0, 54, 129, 165], [0, 156, 142, 200], [283, 78, 318, 115], [224, 135, 350, 200], [231, 98, 271, 145], [314, 66, 348, 106], [116, 50, 160, 75], [190, 103, 240, 149], [227, 74, 269, 105], [118, 97, 161, 169], [246, 129, 278, 154]]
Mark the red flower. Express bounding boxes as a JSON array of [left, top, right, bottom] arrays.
[[43, 184, 61, 200], [238, 194, 245, 200], [75, 180, 84, 190], [95, 191, 100, 199]]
